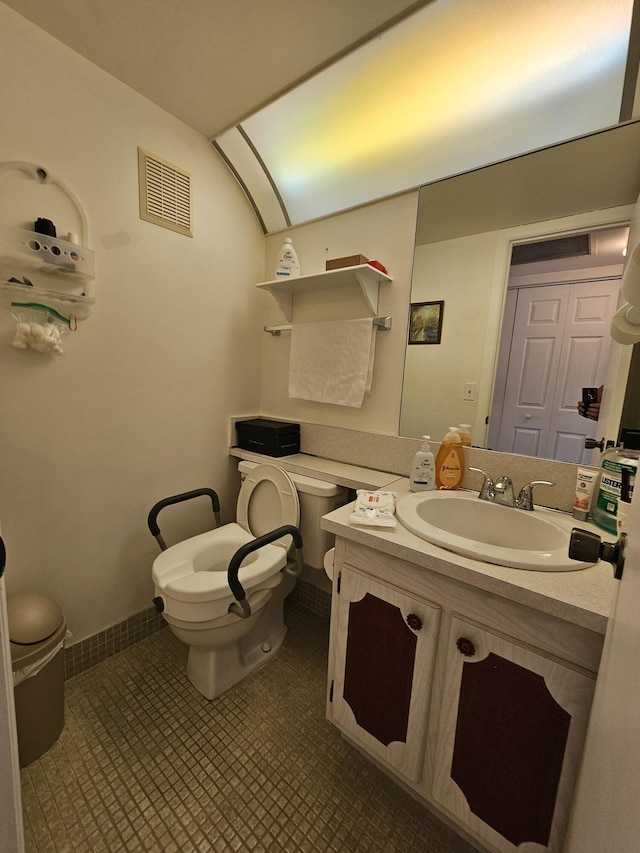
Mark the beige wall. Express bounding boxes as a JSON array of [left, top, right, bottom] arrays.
[[0, 6, 265, 641], [400, 231, 499, 441], [259, 192, 419, 434], [1, 5, 621, 646]]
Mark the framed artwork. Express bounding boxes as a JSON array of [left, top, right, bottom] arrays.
[[408, 300, 444, 344]]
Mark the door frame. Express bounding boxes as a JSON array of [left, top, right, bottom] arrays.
[[488, 277, 620, 460], [0, 570, 24, 852], [565, 486, 640, 850], [476, 205, 634, 448]]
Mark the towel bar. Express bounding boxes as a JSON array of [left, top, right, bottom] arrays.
[[264, 316, 392, 336]]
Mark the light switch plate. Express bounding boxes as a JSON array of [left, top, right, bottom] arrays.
[[464, 382, 477, 401]]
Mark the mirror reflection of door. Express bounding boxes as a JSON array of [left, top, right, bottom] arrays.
[[489, 228, 624, 463]]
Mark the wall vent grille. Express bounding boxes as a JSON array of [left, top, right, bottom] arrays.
[[138, 148, 193, 237], [511, 233, 590, 265]]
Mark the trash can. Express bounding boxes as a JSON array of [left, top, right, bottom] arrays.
[[7, 593, 66, 767]]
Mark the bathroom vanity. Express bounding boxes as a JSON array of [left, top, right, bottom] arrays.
[[229, 443, 615, 852], [321, 481, 614, 853]]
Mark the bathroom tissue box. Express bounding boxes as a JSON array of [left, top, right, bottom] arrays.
[[236, 418, 300, 457], [325, 254, 369, 271]]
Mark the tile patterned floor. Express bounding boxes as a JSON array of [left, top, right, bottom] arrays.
[[21, 603, 478, 853]]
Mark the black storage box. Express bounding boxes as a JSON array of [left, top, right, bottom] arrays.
[[236, 418, 300, 457]]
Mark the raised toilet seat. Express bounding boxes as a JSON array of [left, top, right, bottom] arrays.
[[153, 464, 299, 621], [150, 463, 302, 699]]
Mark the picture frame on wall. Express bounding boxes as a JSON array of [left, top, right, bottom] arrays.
[[408, 300, 444, 344]]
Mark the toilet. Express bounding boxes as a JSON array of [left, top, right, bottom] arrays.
[[152, 461, 346, 700]]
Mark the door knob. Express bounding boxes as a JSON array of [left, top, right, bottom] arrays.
[[584, 437, 616, 451], [569, 527, 626, 580]]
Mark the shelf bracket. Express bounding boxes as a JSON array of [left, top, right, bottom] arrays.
[[354, 270, 379, 315], [267, 288, 293, 322]]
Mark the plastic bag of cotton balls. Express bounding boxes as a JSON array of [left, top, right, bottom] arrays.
[[11, 308, 68, 355]]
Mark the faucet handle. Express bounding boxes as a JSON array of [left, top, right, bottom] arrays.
[[468, 467, 494, 501], [516, 480, 555, 511]]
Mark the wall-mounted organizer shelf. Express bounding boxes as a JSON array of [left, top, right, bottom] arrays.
[[257, 264, 393, 322], [0, 223, 95, 280], [0, 161, 95, 325], [0, 279, 95, 321]]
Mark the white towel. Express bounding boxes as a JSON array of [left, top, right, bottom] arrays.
[[289, 318, 376, 407]]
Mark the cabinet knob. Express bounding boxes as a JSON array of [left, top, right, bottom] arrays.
[[456, 636, 476, 657], [406, 613, 423, 631]]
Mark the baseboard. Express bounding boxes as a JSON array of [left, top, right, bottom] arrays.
[[64, 606, 166, 679], [64, 579, 331, 680]]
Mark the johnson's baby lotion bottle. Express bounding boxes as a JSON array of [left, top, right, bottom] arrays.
[[409, 436, 435, 492], [435, 427, 464, 490]]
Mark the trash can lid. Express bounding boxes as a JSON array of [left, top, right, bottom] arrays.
[[7, 593, 64, 644]]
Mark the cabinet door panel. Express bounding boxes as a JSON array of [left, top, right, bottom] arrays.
[[432, 617, 595, 853], [343, 591, 417, 746], [331, 568, 440, 783]]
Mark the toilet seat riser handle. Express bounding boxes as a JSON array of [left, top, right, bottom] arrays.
[[147, 487, 222, 550], [228, 525, 304, 619]]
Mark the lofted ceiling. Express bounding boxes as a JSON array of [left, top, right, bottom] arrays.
[[1, 0, 432, 138], [3, 0, 637, 231], [215, 0, 637, 229]]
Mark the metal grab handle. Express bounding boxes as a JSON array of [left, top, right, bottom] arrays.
[[147, 487, 222, 551], [228, 525, 303, 619]]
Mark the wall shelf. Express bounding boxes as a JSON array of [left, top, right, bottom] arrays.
[[0, 279, 95, 320], [257, 264, 392, 322], [0, 224, 95, 281], [0, 162, 95, 324]]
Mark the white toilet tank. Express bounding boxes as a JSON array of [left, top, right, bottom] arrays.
[[237, 461, 348, 569]]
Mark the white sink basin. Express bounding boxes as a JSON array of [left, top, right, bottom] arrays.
[[395, 491, 594, 571]]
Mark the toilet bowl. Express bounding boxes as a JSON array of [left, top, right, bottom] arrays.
[[152, 462, 345, 699]]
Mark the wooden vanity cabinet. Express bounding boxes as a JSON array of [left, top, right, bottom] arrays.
[[431, 616, 595, 853], [326, 540, 602, 853], [328, 566, 440, 783]]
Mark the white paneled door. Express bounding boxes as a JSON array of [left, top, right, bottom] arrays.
[[496, 279, 619, 462]]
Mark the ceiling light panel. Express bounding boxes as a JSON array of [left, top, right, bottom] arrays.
[[235, 0, 633, 227]]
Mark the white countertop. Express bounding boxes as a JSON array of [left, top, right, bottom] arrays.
[[228, 448, 615, 634], [322, 477, 615, 635], [229, 448, 398, 490]]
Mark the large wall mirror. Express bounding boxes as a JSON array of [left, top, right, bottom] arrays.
[[399, 119, 640, 464]]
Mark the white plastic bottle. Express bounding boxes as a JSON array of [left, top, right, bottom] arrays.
[[274, 237, 301, 279], [458, 424, 472, 446], [409, 436, 435, 492], [591, 444, 638, 534]]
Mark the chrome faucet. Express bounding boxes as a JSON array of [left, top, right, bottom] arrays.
[[468, 467, 555, 511], [494, 475, 515, 506]]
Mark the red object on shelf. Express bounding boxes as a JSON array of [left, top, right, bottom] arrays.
[[367, 260, 388, 274]]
